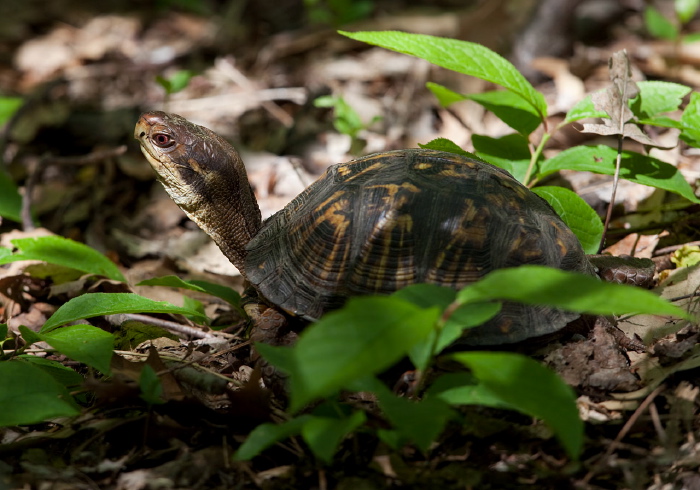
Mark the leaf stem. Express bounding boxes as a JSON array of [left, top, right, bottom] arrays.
[[524, 132, 551, 186]]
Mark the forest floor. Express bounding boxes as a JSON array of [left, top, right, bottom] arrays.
[[2, 1, 700, 488]]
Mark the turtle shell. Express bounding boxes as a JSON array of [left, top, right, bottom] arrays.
[[245, 149, 596, 345]]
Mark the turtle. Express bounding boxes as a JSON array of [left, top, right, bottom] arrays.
[[134, 111, 655, 347]]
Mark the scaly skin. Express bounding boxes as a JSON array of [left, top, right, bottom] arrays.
[[135, 111, 261, 277]]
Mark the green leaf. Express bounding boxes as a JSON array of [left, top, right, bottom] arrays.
[[16, 356, 84, 388], [538, 145, 700, 204], [340, 30, 547, 119], [0, 361, 80, 427], [0, 170, 22, 222], [426, 83, 541, 136], [0, 236, 125, 282], [41, 292, 208, 333], [464, 90, 543, 136], [676, 0, 700, 23], [645, 6, 679, 40], [564, 94, 607, 124], [0, 96, 22, 125], [532, 186, 603, 254], [683, 32, 700, 43], [631, 81, 692, 119], [139, 365, 164, 405], [138, 275, 242, 309], [302, 409, 366, 463], [260, 296, 440, 412], [452, 352, 583, 459], [427, 372, 514, 410], [472, 134, 532, 182], [23, 324, 114, 374], [368, 377, 454, 452], [156, 70, 194, 95], [426, 81, 468, 107], [457, 265, 689, 319], [392, 285, 500, 367], [680, 92, 700, 148], [234, 416, 312, 460], [418, 138, 483, 161]]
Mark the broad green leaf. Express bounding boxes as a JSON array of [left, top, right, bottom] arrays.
[[426, 81, 468, 106], [340, 30, 547, 119], [156, 70, 194, 95], [427, 372, 514, 410], [26, 324, 114, 374], [189, 280, 242, 307], [680, 92, 700, 148], [234, 416, 312, 460], [139, 365, 165, 405], [676, 0, 700, 23], [0, 361, 80, 426], [426, 83, 541, 135], [644, 6, 679, 40], [464, 90, 542, 136], [564, 94, 607, 124], [369, 377, 455, 452], [636, 115, 685, 129], [0, 96, 22, 125], [0, 170, 22, 222], [418, 138, 483, 161], [452, 351, 583, 459], [17, 356, 84, 388], [457, 265, 689, 319], [631, 81, 692, 119], [538, 145, 700, 204], [472, 134, 532, 182], [260, 296, 440, 412], [302, 410, 366, 463], [683, 32, 700, 43], [532, 186, 603, 254], [138, 275, 242, 309], [0, 236, 125, 282], [393, 284, 500, 369], [41, 292, 208, 333]]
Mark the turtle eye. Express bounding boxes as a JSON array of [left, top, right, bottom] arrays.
[[152, 133, 175, 148]]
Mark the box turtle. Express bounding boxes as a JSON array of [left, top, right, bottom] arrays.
[[134, 111, 654, 347]]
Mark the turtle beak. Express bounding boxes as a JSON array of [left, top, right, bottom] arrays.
[[135, 111, 173, 141]]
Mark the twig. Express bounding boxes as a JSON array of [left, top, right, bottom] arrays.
[[581, 383, 666, 485], [113, 313, 215, 339]]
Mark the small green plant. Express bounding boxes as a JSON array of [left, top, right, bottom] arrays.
[[644, 0, 700, 43], [304, 0, 374, 26], [156, 70, 195, 107], [314, 94, 381, 139], [338, 30, 700, 253]]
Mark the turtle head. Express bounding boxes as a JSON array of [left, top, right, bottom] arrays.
[[135, 111, 261, 275]]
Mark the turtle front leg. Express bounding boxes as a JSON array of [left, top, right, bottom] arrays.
[[244, 301, 298, 398]]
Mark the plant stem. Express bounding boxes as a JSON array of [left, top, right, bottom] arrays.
[[524, 132, 551, 186]]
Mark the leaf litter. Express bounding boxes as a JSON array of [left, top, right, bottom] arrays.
[[1, 2, 700, 489]]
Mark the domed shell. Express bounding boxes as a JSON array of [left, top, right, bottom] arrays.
[[244, 149, 595, 345]]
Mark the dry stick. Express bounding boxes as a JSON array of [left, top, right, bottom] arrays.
[[117, 313, 216, 339], [581, 383, 666, 485], [21, 145, 127, 231], [599, 139, 624, 253]]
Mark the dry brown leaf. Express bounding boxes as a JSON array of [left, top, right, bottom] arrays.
[[581, 50, 672, 149]]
